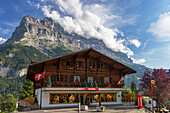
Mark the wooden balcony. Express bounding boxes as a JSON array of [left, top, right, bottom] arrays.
[[36, 82, 123, 88]]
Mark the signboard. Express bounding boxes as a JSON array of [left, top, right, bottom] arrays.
[[85, 88, 99, 90], [137, 95, 143, 108]]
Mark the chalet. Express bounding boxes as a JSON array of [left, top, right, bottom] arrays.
[[27, 48, 136, 109]]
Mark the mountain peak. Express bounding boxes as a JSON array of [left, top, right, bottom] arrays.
[[5, 16, 133, 64]]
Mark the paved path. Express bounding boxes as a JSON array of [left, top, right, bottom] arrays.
[[19, 106, 148, 113]]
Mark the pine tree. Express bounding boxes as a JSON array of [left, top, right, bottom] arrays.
[[47, 77, 52, 87], [88, 80, 93, 88], [93, 81, 98, 88], [19, 79, 34, 100], [130, 81, 137, 92], [83, 81, 88, 87]]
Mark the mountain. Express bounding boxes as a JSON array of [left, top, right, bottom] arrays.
[[5, 15, 133, 63], [0, 37, 6, 44], [0, 15, 150, 87]]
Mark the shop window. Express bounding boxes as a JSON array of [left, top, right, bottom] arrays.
[[50, 93, 79, 104], [104, 77, 109, 83], [76, 61, 83, 68], [99, 93, 116, 102], [56, 75, 64, 82], [88, 76, 93, 83]]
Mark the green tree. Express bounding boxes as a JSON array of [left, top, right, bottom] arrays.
[[130, 81, 137, 92], [83, 81, 88, 87], [88, 80, 93, 88], [93, 81, 98, 88], [0, 94, 3, 110], [47, 77, 52, 87], [19, 79, 34, 100], [2, 94, 16, 112]]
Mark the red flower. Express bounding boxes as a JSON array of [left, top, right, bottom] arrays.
[[75, 81, 81, 84]]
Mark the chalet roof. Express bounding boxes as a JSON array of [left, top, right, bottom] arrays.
[[27, 48, 136, 81]]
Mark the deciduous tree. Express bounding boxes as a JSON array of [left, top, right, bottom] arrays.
[[140, 69, 170, 106], [2, 94, 16, 112]]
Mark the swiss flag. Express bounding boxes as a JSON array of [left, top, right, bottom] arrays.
[[118, 76, 122, 86], [34, 72, 44, 81]]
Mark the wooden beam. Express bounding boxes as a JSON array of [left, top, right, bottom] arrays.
[[73, 55, 77, 73]]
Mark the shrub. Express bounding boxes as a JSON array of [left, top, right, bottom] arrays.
[[100, 106, 106, 111], [2, 94, 16, 112]]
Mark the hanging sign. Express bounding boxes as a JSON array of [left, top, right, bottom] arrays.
[[137, 95, 143, 108], [85, 88, 99, 90]]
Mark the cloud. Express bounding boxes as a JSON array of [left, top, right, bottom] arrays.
[[0, 37, 7, 44], [0, 27, 9, 35], [142, 39, 150, 49], [148, 12, 170, 42], [129, 39, 141, 48], [38, 0, 136, 56], [131, 58, 146, 64]]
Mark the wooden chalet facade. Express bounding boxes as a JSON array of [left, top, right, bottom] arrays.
[[27, 48, 136, 108]]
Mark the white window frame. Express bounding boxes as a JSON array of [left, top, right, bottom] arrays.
[[104, 77, 109, 83], [88, 76, 93, 83], [74, 76, 80, 82]]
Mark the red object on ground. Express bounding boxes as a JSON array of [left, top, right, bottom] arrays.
[[137, 95, 143, 108], [85, 88, 99, 90]]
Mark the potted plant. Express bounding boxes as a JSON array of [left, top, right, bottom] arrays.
[[88, 80, 93, 87], [96, 106, 106, 112], [81, 96, 88, 111], [96, 94, 106, 112], [47, 76, 52, 87]]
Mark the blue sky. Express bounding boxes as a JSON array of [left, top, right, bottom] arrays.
[[0, 0, 170, 69]]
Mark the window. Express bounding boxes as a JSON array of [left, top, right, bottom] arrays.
[[89, 62, 95, 69], [56, 75, 64, 82], [76, 61, 82, 68], [66, 61, 73, 67], [50, 93, 79, 104], [88, 76, 93, 83], [74, 76, 80, 82], [98, 63, 104, 69], [104, 77, 109, 83]]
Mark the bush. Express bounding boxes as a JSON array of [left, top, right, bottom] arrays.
[[1, 94, 16, 112], [100, 106, 106, 111]]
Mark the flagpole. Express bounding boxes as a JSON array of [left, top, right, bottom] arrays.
[[40, 71, 45, 109]]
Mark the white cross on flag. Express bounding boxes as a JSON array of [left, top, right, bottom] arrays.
[[34, 72, 44, 81]]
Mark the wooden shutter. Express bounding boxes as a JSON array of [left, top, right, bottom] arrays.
[[64, 75, 68, 82], [70, 75, 74, 83], [94, 76, 97, 82], [101, 76, 103, 83], [110, 77, 112, 83]]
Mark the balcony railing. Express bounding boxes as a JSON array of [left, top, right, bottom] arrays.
[[39, 82, 123, 88]]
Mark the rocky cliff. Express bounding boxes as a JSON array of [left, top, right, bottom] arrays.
[[5, 15, 133, 64]]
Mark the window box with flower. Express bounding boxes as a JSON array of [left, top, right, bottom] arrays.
[[75, 81, 81, 86], [56, 81, 64, 86]]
